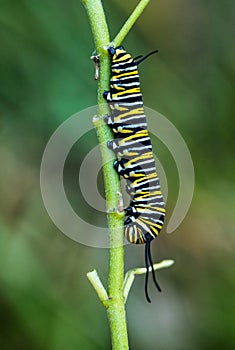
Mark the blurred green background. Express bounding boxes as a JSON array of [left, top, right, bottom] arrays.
[[1, 0, 235, 349]]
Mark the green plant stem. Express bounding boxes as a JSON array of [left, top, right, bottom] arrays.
[[87, 270, 109, 308], [81, 0, 153, 349], [113, 0, 151, 47], [81, 1, 128, 349]]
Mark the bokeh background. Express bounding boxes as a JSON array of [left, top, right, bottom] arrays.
[[1, 0, 235, 349]]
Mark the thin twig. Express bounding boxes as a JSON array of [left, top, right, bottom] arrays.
[[87, 270, 109, 308], [123, 260, 175, 302], [113, 0, 151, 47]]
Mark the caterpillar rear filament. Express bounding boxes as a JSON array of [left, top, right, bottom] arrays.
[[103, 46, 166, 303]]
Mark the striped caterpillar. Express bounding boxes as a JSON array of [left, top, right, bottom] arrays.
[[103, 46, 166, 302]]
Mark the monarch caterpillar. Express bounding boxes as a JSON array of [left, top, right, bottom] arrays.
[[103, 46, 166, 303]]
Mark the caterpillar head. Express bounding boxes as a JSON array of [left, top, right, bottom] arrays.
[[108, 46, 133, 64], [107, 45, 125, 57]]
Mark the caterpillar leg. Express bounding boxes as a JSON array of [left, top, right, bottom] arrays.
[[104, 115, 123, 135], [113, 159, 127, 176], [124, 205, 135, 216], [103, 91, 112, 102], [125, 182, 135, 196], [107, 139, 120, 152], [104, 113, 114, 126]]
